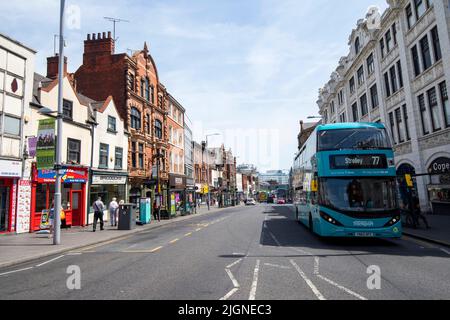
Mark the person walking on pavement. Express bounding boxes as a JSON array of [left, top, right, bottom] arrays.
[[412, 198, 430, 229], [93, 197, 105, 232], [109, 197, 119, 227]]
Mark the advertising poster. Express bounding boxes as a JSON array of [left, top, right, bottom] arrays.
[[16, 180, 31, 234], [171, 194, 176, 215], [40, 209, 51, 230], [36, 119, 56, 170]]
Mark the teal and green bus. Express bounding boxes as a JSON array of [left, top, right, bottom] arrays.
[[292, 123, 402, 238]]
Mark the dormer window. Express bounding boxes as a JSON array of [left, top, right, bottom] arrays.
[[355, 37, 360, 55]]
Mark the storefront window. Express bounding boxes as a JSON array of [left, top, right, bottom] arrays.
[[62, 184, 71, 210], [35, 184, 47, 212], [90, 184, 126, 213]]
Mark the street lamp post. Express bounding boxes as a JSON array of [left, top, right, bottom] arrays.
[[53, 0, 66, 245], [153, 150, 164, 222]]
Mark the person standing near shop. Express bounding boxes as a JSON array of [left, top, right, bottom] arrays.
[[92, 197, 105, 232], [109, 197, 119, 227]]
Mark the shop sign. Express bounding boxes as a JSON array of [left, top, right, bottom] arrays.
[[36, 119, 56, 170], [428, 157, 450, 175], [28, 136, 37, 158], [186, 178, 195, 187], [0, 159, 22, 177], [92, 175, 127, 185], [170, 175, 186, 188], [37, 168, 88, 183], [16, 180, 31, 234]]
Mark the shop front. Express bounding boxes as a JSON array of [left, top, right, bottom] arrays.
[[167, 174, 186, 217], [30, 164, 89, 231], [89, 171, 128, 224], [0, 159, 21, 233], [427, 157, 450, 215]]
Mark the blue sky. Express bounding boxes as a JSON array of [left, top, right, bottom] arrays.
[[0, 0, 388, 172]]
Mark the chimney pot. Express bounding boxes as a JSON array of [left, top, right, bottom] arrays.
[[108, 31, 111, 38], [102, 32, 106, 39], [97, 33, 101, 39], [87, 34, 91, 40], [92, 33, 96, 40]]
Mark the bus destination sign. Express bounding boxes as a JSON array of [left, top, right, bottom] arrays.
[[330, 154, 388, 170]]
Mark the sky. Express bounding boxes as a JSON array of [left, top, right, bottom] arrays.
[[0, 0, 388, 172]]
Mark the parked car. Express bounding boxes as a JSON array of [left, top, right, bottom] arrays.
[[277, 198, 286, 205], [246, 198, 257, 206]]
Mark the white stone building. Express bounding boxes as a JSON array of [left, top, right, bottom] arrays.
[[317, 0, 450, 214], [0, 33, 35, 233]]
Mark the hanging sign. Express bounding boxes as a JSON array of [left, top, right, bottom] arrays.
[[36, 119, 56, 170]]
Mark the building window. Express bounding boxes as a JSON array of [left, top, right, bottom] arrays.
[[395, 108, 404, 143], [367, 53, 375, 75], [338, 90, 344, 105], [427, 87, 441, 132], [360, 94, 368, 117], [393, 23, 397, 45], [330, 101, 335, 115], [352, 102, 358, 122], [146, 114, 150, 134], [145, 78, 150, 101], [439, 81, 450, 127], [384, 72, 391, 97], [431, 26, 442, 62], [67, 138, 81, 164], [130, 107, 141, 130], [99, 143, 109, 168], [62, 99, 73, 120], [107, 116, 116, 132], [129, 73, 135, 92], [402, 104, 411, 141], [115, 147, 123, 170], [141, 79, 145, 98], [370, 84, 379, 109], [355, 37, 360, 55], [385, 30, 392, 52], [389, 65, 398, 93], [406, 4, 414, 29], [389, 112, 396, 144], [380, 38, 385, 58], [3, 115, 21, 136], [138, 143, 144, 169], [154, 119, 163, 140], [397, 60, 404, 89], [339, 112, 346, 123], [150, 85, 155, 104], [131, 142, 137, 168], [357, 66, 364, 86], [418, 94, 430, 135], [420, 35, 432, 71], [349, 77, 355, 94], [414, 0, 426, 20], [411, 45, 421, 77]]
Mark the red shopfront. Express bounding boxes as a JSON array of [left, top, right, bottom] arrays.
[[30, 164, 88, 232]]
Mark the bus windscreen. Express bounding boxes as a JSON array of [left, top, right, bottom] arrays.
[[318, 128, 392, 151]]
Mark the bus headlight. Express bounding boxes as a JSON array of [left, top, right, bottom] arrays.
[[384, 215, 401, 227], [320, 211, 343, 226]]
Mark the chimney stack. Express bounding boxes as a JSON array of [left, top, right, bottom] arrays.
[[83, 31, 115, 63], [47, 54, 68, 79]]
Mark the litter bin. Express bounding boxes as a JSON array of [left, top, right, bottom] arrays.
[[118, 203, 137, 230]]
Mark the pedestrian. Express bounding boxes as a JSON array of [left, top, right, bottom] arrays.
[[92, 196, 105, 232], [412, 198, 430, 229], [109, 197, 119, 227]]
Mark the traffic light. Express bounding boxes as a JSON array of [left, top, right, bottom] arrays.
[[405, 174, 414, 188]]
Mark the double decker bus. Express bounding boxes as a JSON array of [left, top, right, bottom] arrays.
[[292, 123, 401, 238]]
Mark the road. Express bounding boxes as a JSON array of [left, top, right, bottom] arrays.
[[1, 204, 449, 300]]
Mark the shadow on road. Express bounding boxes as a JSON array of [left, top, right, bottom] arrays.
[[259, 205, 449, 259]]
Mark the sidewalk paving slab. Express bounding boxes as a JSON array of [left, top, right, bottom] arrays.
[[402, 214, 450, 248], [0, 205, 239, 269]]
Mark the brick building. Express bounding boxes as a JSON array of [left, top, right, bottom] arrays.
[[74, 32, 169, 206]]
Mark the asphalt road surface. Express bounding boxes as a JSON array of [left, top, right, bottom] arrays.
[[1, 204, 449, 300]]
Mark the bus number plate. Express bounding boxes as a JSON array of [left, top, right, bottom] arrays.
[[354, 232, 375, 237]]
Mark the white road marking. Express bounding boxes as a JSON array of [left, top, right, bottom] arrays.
[[150, 246, 163, 253], [0, 267, 33, 276], [248, 259, 261, 300], [316, 274, 368, 300], [441, 248, 450, 256], [227, 258, 243, 269], [290, 259, 326, 300], [314, 257, 320, 275], [184, 232, 192, 237], [195, 228, 202, 232], [67, 252, 82, 255], [35, 255, 65, 267], [225, 269, 240, 288], [263, 263, 291, 270], [169, 238, 179, 244], [220, 288, 239, 301]]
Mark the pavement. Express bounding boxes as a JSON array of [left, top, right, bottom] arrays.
[[402, 214, 450, 247], [0, 204, 449, 300], [0, 204, 235, 269]]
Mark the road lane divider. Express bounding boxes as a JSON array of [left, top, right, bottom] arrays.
[[35, 255, 65, 267], [248, 259, 261, 300], [184, 232, 192, 237], [290, 259, 326, 300], [169, 238, 179, 244], [0, 267, 33, 277]]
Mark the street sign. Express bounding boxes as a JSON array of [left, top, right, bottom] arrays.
[[36, 119, 56, 169]]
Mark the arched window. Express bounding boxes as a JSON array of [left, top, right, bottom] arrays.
[[130, 107, 141, 130], [355, 37, 360, 55], [145, 78, 150, 101], [155, 119, 163, 139]]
